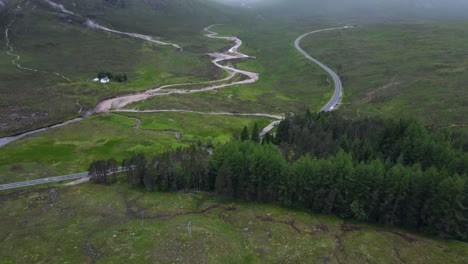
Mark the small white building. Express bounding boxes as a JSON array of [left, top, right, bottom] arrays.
[[93, 78, 99, 82], [100, 77, 110, 84]]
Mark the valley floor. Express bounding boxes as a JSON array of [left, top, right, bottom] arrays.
[[1, 182, 467, 263]]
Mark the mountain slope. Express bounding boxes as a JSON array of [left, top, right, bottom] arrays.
[[46, 0, 243, 38], [249, 0, 468, 21], [0, 0, 239, 137]]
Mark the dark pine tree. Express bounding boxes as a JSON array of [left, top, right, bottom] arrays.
[[251, 123, 260, 143], [241, 126, 250, 141]]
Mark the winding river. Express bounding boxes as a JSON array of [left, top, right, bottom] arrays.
[[0, 1, 274, 147], [1, 0, 351, 148]]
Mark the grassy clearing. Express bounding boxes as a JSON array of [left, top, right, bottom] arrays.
[[116, 111, 272, 143], [0, 183, 466, 263], [0, 113, 272, 184], [127, 90, 283, 115], [300, 22, 468, 126]]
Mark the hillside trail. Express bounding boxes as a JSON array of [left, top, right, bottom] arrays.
[[4, 0, 72, 81], [5, 1, 39, 73], [42, 0, 181, 49]]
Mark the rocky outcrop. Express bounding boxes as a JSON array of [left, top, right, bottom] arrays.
[[0, 0, 8, 7]]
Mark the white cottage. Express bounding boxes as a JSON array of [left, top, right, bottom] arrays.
[[100, 77, 110, 84]]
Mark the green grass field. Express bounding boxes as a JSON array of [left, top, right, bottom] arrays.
[[125, 22, 336, 115], [130, 20, 467, 130], [300, 22, 468, 127], [0, 182, 466, 263], [0, 113, 272, 184]]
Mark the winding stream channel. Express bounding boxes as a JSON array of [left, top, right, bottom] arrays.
[[1, 0, 350, 148]]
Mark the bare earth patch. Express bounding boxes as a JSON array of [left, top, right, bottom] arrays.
[[353, 80, 401, 105]]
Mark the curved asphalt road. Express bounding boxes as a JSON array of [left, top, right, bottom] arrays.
[[0, 172, 88, 191], [295, 26, 352, 112], [0, 168, 125, 191]]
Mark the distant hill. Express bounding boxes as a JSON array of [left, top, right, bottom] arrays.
[[46, 0, 245, 35], [246, 0, 468, 21]]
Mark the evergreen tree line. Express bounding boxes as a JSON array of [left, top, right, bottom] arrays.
[[121, 146, 212, 192], [88, 158, 118, 184], [89, 113, 467, 241], [273, 111, 466, 175], [97, 71, 128, 82], [211, 141, 467, 241]]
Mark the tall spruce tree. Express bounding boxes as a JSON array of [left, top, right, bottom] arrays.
[[251, 123, 260, 143], [241, 126, 249, 141]]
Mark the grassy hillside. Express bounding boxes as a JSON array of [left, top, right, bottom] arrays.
[[249, 0, 468, 21], [0, 183, 467, 263], [300, 22, 468, 127], [131, 20, 468, 129], [50, 0, 242, 40], [0, 0, 233, 137], [2, 0, 466, 137]]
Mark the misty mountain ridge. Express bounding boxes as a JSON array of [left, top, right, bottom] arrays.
[[0, 0, 8, 7], [229, 0, 468, 8], [43, 0, 235, 18], [224, 0, 468, 20]]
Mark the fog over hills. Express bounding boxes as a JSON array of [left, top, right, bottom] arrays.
[[214, 0, 468, 19]]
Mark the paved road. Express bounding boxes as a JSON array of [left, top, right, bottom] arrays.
[[0, 167, 125, 191], [295, 26, 352, 112], [0, 172, 88, 191], [0, 117, 83, 147]]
